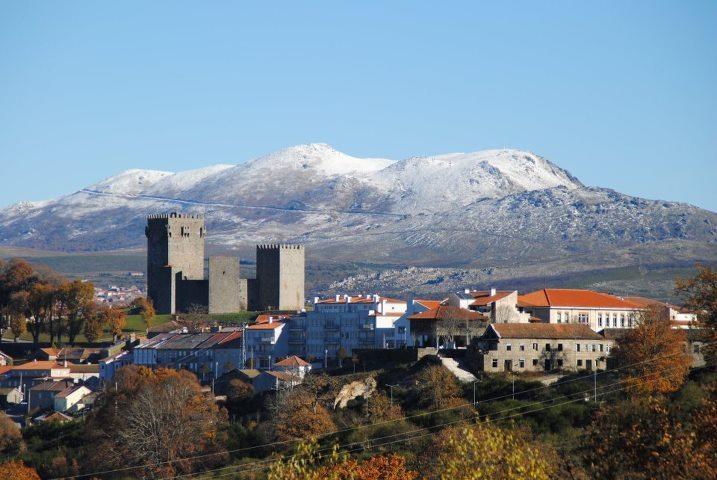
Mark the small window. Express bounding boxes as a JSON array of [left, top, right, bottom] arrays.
[[557, 359, 563, 367], [557, 343, 563, 351], [532, 343, 538, 351], [519, 359, 525, 368], [620, 314, 625, 327], [520, 344, 525, 351], [599, 344, 604, 352], [694, 344, 701, 354], [557, 312, 562, 322], [577, 359, 583, 367], [576, 344, 581, 352], [492, 359, 498, 368], [506, 344, 512, 351], [532, 359, 538, 366], [545, 344, 551, 351]]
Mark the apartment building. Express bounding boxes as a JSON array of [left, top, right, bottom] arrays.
[[288, 294, 407, 361], [244, 316, 289, 369], [474, 323, 614, 373]]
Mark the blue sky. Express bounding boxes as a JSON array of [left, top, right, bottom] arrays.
[[1, 1, 715, 210]]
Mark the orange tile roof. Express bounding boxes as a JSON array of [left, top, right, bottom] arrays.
[[254, 314, 291, 324], [414, 299, 443, 309], [247, 322, 284, 330], [409, 305, 488, 322], [13, 361, 70, 371], [470, 291, 513, 306], [518, 289, 642, 309], [275, 355, 310, 367], [0, 366, 12, 376], [489, 323, 605, 340]]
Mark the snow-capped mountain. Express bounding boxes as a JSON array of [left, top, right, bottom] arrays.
[[0, 144, 715, 273]]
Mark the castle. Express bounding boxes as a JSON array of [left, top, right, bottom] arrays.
[[145, 213, 305, 314]]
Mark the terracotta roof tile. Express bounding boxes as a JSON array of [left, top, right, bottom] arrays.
[[275, 355, 310, 367], [409, 305, 488, 322], [518, 289, 642, 309], [489, 323, 605, 340]]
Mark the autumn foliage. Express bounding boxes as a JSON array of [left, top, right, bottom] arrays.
[[0, 460, 40, 480], [612, 304, 691, 395]]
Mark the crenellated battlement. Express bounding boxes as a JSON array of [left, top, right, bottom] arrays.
[[147, 212, 204, 220], [256, 244, 304, 250]]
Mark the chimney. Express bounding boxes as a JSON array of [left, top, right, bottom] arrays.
[[464, 288, 470, 294], [373, 294, 379, 303], [490, 288, 496, 297], [268, 316, 273, 324], [335, 294, 340, 302], [314, 296, 319, 304]]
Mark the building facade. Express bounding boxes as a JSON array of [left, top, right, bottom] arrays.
[[474, 323, 614, 373]]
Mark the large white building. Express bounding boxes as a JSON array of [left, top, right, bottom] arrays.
[[288, 294, 407, 361]]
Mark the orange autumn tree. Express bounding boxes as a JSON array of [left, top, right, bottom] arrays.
[[612, 304, 691, 395], [0, 460, 41, 480], [267, 441, 417, 480], [676, 264, 717, 365]]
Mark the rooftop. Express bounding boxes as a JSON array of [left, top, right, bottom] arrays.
[[274, 355, 310, 367], [409, 305, 488, 322], [518, 289, 642, 309], [488, 323, 605, 340]]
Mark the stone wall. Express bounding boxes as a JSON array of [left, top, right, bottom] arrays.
[[256, 244, 305, 311], [208, 256, 246, 313]]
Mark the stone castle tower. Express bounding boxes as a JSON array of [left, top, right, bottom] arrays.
[[145, 213, 305, 314], [256, 244, 305, 311], [145, 213, 206, 314]]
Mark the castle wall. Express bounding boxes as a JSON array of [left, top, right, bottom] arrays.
[[208, 256, 246, 313], [175, 277, 209, 313], [256, 245, 305, 311]]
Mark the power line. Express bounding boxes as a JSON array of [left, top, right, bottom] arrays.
[[52, 343, 701, 480], [188, 366, 682, 479]]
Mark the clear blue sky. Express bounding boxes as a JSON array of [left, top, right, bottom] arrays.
[[1, 1, 715, 210]]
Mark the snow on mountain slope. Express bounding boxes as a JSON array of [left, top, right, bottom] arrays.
[[87, 169, 173, 195], [373, 149, 583, 213], [0, 144, 714, 267]]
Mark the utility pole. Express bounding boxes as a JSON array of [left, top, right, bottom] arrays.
[[473, 380, 479, 406], [512, 379, 515, 400], [241, 323, 247, 368], [594, 369, 597, 402], [386, 384, 398, 405]]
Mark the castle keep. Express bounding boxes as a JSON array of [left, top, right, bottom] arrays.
[[145, 213, 305, 314]]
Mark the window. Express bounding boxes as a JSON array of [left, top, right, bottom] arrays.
[[613, 314, 618, 327], [506, 344, 512, 351], [545, 344, 551, 351], [599, 344, 604, 352], [598, 313, 602, 327], [592, 344, 597, 352], [557, 359, 563, 368], [519, 359, 525, 368], [576, 344, 581, 352], [628, 315, 634, 328], [532, 359, 538, 366], [520, 344, 525, 351], [557, 312, 562, 323], [577, 359, 583, 367], [578, 313, 589, 324], [558, 343, 563, 351], [492, 359, 498, 368], [532, 343, 538, 351], [620, 314, 625, 327], [694, 344, 701, 354]]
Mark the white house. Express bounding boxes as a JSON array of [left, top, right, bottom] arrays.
[[54, 384, 92, 412]]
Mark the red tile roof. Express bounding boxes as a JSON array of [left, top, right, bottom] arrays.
[[13, 361, 70, 371], [414, 299, 443, 309], [275, 355, 310, 367], [409, 305, 488, 322], [489, 323, 605, 340], [254, 314, 291, 324], [518, 289, 642, 309], [470, 291, 513, 307], [247, 322, 284, 330]]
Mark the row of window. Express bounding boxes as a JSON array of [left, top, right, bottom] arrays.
[[504, 343, 609, 353], [597, 312, 635, 328], [491, 358, 602, 369]]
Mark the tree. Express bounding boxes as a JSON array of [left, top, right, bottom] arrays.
[[227, 379, 253, 405], [85, 366, 227, 477], [676, 265, 717, 364], [27, 283, 59, 348], [415, 364, 461, 409], [431, 423, 557, 480], [177, 304, 208, 333], [131, 297, 155, 329], [582, 395, 717, 480], [60, 280, 95, 345], [271, 388, 337, 441], [0, 259, 37, 341], [0, 460, 40, 480], [106, 307, 126, 341], [83, 304, 105, 344], [8, 291, 28, 342], [268, 441, 417, 480], [612, 304, 691, 395], [0, 411, 23, 457]]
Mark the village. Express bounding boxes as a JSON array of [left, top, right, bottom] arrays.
[[0, 213, 714, 479]]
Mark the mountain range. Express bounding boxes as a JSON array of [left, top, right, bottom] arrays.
[[1, 143, 715, 297]]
